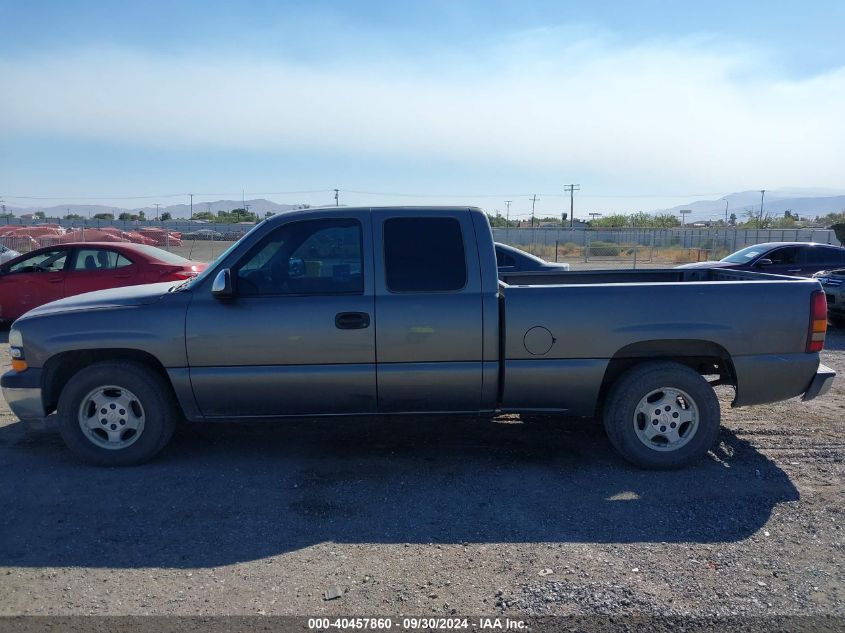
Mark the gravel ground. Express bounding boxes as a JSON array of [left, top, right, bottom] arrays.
[[0, 327, 843, 618]]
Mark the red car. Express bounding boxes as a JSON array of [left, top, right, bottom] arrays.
[[0, 242, 206, 322]]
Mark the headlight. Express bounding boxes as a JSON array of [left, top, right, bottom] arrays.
[[8, 328, 27, 371], [9, 328, 23, 348]]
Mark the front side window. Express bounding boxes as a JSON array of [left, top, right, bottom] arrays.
[[384, 217, 467, 292], [71, 249, 133, 271], [766, 247, 799, 265], [7, 250, 67, 274], [236, 219, 363, 296]]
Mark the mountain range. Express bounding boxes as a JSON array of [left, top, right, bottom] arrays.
[[662, 189, 845, 220], [3, 199, 305, 219], [4, 189, 845, 221]]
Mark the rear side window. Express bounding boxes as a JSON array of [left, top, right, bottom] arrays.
[[805, 246, 845, 265], [384, 217, 467, 292], [71, 249, 133, 271], [496, 247, 515, 267]]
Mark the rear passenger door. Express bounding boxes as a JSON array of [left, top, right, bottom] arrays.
[[65, 248, 138, 296], [372, 210, 484, 412], [802, 245, 845, 275]]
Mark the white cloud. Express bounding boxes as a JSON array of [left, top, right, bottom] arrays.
[[2, 34, 844, 192]]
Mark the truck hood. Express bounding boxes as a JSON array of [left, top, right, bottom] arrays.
[[675, 261, 736, 269], [22, 282, 176, 319]]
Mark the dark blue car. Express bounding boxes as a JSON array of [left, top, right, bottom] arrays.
[[495, 243, 570, 273], [677, 242, 845, 277]]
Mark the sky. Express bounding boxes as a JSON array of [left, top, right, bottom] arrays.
[[1, 0, 844, 219]]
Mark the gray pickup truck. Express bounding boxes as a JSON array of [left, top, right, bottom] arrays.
[[1, 207, 836, 468]]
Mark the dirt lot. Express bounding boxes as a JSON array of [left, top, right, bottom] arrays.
[[0, 328, 843, 618]]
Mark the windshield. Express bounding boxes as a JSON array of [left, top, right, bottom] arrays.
[[720, 245, 766, 264]]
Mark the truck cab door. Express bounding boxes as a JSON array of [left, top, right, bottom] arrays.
[[185, 212, 376, 417], [372, 210, 484, 412]]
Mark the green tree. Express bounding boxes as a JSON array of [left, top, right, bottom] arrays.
[[160, 211, 172, 221], [64, 213, 84, 220], [92, 213, 114, 221], [118, 212, 137, 221], [34, 211, 46, 220]]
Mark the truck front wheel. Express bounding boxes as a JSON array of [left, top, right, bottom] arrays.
[[603, 361, 721, 469], [57, 361, 177, 466]]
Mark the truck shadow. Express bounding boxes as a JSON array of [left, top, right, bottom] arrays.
[[0, 415, 797, 569]]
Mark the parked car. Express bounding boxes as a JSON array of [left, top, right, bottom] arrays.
[[2, 207, 834, 468], [183, 229, 224, 240], [677, 242, 845, 277], [813, 268, 845, 327], [0, 242, 206, 322], [0, 244, 20, 264], [495, 242, 570, 273]]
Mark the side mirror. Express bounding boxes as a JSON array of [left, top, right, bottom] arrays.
[[211, 269, 234, 299], [756, 258, 773, 267]]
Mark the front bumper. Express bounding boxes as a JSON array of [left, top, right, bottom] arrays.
[[1, 368, 45, 421], [802, 364, 836, 401]]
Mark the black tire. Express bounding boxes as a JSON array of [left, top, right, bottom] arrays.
[[57, 361, 177, 466], [603, 361, 721, 469]]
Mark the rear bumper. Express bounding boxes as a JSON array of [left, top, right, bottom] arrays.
[[1, 369, 45, 421], [802, 364, 836, 401]]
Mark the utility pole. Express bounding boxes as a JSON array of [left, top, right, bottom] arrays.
[[723, 198, 729, 224], [564, 184, 580, 228], [504, 200, 512, 226], [154, 203, 160, 221], [530, 194, 538, 228], [189, 193, 194, 220], [334, 189, 340, 206], [759, 190, 766, 225]]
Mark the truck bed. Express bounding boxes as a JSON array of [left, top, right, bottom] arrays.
[[497, 267, 824, 414], [499, 267, 805, 286]]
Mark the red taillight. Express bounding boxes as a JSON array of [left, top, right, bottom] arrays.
[[806, 290, 828, 353]]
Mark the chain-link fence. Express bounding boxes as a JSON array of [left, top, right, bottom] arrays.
[[492, 226, 840, 269], [1, 219, 841, 270], [0, 220, 253, 263]]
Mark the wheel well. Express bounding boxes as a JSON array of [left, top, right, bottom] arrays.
[[42, 349, 172, 415], [596, 340, 736, 416]]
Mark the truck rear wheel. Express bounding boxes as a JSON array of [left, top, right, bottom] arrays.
[[57, 361, 176, 466], [603, 361, 720, 469]]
